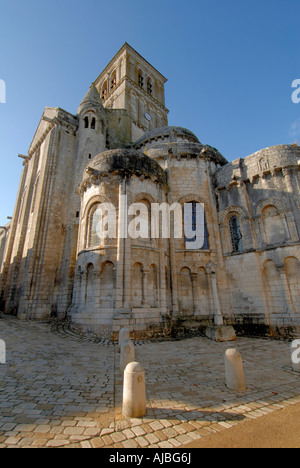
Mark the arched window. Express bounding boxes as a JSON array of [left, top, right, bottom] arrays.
[[91, 117, 96, 129], [88, 205, 102, 248], [229, 215, 243, 252], [110, 70, 117, 91], [84, 116, 89, 128], [101, 81, 108, 101], [184, 201, 209, 250]]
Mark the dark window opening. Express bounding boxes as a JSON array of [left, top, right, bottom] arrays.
[[138, 73, 144, 88], [229, 216, 243, 253], [91, 118, 96, 129], [84, 116, 89, 128], [111, 77, 116, 90], [184, 201, 209, 250]]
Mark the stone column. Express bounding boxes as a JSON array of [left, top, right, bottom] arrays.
[[205, 261, 236, 342], [278, 265, 293, 314], [159, 237, 167, 314], [93, 270, 101, 307], [116, 182, 127, 309], [191, 273, 198, 316], [142, 270, 150, 307], [207, 261, 223, 326], [123, 227, 131, 309]]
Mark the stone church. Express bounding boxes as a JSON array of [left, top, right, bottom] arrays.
[[1, 43, 300, 340]]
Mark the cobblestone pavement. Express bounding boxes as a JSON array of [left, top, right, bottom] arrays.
[[0, 313, 299, 448]]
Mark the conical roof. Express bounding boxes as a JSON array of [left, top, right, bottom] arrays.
[[77, 84, 105, 115]]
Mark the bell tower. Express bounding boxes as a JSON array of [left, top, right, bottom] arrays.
[[94, 43, 169, 141]]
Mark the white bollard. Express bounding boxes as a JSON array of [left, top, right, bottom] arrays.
[[120, 339, 135, 374], [291, 340, 300, 373], [123, 361, 146, 418], [225, 348, 246, 391], [119, 328, 130, 348]]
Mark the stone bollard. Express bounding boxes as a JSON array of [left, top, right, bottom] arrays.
[[291, 340, 300, 373], [225, 348, 246, 391], [119, 328, 130, 348], [123, 361, 146, 418], [120, 339, 135, 374], [0, 339, 5, 364]]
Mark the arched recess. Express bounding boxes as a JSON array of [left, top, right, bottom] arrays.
[[284, 257, 300, 312], [256, 198, 290, 246], [196, 267, 211, 316], [100, 261, 115, 308], [263, 260, 287, 315], [179, 267, 193, 315], [132, 193, 157, 243], [82, 195, 115, 251], [87, 204, 102, 248], [261, 205, 288, 245], [132, 262, 143, 308]]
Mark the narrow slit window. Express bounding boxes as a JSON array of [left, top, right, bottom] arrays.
[[147, 80, 152, 95], [229, 216, 243, 252], [110, 71, 116, 91], [184, 201, 209, 250], [138, 73, 144, 88], [101, 81, 108, 101]]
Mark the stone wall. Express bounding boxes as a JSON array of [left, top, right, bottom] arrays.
[[215, 145, 300, 337]]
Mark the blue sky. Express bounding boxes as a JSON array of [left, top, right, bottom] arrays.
[[0, 0, 299, 226]]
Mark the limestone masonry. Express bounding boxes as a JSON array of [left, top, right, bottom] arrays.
[[1, 43, 299, 340]]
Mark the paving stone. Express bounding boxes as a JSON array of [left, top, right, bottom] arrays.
[[0, 315, 299, 448]]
